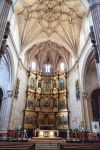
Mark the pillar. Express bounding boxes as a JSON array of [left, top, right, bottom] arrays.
[[0, 0, 12, 48], [82, 93, 90, 131], [82, 92, 93, 131], [88, 0, 100, 86]]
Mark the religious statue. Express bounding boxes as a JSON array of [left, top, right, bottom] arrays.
[[25, 116, 29, 124], [38, 80, 41, 88], [29, 78, 35, 90], [53, 80, 57, 88], [14, 78, 20, 98], [53, 99, 58, 107], [62, 116, 68, 124], [29, 116, 35, 124], [27, 93, 35, 109], [75, 79, 80, 99], [43, 98, 50, 108], [59, 99, 66, 109], [59, 79, 65, 90], [36, 99, 40, 107]]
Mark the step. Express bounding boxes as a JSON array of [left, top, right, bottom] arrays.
[[35, 143, 60, 150]]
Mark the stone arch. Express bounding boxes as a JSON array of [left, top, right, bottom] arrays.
[[80, 0, 89, 10], [6, 46, 15, 89], [82, 50, 99, 130], [56, 57, 66, 72], [83, 52, 99, 94], [82, 51, 93, 91], [0, 88, 3, 110], [21, 37, 76, 63], [80, 49, 93, 92], [91, 89, 100, 122], [0, 46, 14, 130]]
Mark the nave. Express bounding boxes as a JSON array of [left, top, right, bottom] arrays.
[[0, 0, 100, 149]]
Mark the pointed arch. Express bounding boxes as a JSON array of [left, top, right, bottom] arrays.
[[0, 88, 3, 110]]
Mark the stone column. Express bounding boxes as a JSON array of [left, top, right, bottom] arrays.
[[82, 93, 90, 131], [0, 0, 12, 48], [0, 97, 6, 130], [88, 0, 100, 85], [82, 92, 93, 131], [88, 0, 100, 51]]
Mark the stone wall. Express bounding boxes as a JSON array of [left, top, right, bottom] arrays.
[[9, 64, 27, 129], [0, 54, 12, 130], [67, 66, 82, 129]]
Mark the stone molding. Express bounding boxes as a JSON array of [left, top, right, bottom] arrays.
[[82, 92, 90, 100], [7, 90, 13, 98]]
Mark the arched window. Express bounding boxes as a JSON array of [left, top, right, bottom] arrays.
[[60, 62, 65, 71], [42, 64, 52, 73], [0, 88, 3, 110], [31, 61, 36, 70], [45, 65, 51, 73]]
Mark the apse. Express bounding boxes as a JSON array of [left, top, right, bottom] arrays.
[[25, 40, 71, 73]]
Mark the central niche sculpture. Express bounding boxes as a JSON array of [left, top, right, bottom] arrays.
[[43, 98, 50, 108], [24, 71, 69, 130], [42, 76, 52, 93]]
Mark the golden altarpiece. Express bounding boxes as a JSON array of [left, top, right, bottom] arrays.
[[23, 71, 69, 134]]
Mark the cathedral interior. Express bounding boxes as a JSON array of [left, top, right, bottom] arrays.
[[0, 0, 100, 149]]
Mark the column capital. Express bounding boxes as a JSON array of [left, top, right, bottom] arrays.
[[88, 0, 100, 5], [82, 92, 88, 99], [88, 0, 100, 10], [5, 0, 12, 5], [2, 97, 6, 101], [7, 90, 13, 97]]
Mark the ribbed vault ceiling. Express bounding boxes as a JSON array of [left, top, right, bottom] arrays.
[[26, 40, 70, 71], [14, 0, 86, 58]]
